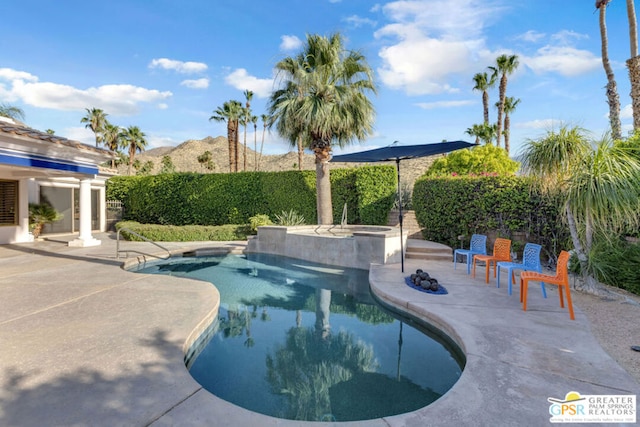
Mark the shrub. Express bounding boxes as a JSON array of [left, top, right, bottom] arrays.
[[275, 210, 306, 226], [115, 221, 251, 242], [249, 214, 273, 232], [425, 144, 520, 176]]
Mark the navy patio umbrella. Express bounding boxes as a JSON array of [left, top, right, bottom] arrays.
[[330, 140, 476, 272]]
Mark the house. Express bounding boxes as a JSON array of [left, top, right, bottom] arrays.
[[0, 117, 116, 246]]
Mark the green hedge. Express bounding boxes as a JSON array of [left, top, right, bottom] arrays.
[[107, 166, 396, 226], [413, 175, 570, 260], [115, 221, 252, 242]]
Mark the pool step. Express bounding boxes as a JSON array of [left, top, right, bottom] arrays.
[[405, 239, 453, 262]]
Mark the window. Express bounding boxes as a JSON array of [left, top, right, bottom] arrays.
[[0, 180, 19, 225]]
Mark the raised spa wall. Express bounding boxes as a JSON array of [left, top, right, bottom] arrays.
[[245, 224, 405, 270]]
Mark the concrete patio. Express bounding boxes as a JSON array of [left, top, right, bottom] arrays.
[[0, 233, 637, 426]]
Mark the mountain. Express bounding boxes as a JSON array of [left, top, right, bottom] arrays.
[[116, 136, 438, 189]]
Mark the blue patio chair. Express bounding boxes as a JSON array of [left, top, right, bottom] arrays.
[[496, 242, 547, 297], [453, 234, 487, 274]]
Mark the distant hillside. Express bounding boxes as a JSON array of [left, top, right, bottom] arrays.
[[116, 136, 438, 189]]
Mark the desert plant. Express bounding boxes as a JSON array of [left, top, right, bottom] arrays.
[[275, 210, 306, 226], [29, 203, 63, 238]]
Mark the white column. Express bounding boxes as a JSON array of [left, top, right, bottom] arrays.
[[69, 178, 101, 247]]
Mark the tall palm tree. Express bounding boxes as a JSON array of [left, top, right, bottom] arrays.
[[596, 0, 623, 140], [501, 97, 520, 154], [258, 114, 271, 171], [625, 0, 640, 130], [268, 33, 377, 224], [489, 54, 519, 148], [0, 103, 25, 121], [102, 122, 122, 168], [472, 71, 496, 125], [251, 115, 258, 170], [80, 107, 108, 147], [210, 100, 243, 172], [596, 0, 622, 139], [520, 125, 640, 294], [242, 90, 254, 171], [122, 125, 148, 176]]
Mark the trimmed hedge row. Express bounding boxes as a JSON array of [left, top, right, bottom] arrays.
[[413, 175, 571, 260], [107, 166, 396, 226], [115, 221, 252, 242]]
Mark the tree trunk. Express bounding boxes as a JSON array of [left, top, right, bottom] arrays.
[[496, 75, 507, 148], [504, 115, 510, 154], [243, 125, 247, 171], [566, 205, 602, 295], [298, 135, 304, 171], [314, 145, 333, 225], [482, 90, 489, 125], [627, 55, 640, 131], [226, 123, 234, 172], [600, 5, 623, 140], [234, 119, 240, 173], [627, 0, 638, 57]]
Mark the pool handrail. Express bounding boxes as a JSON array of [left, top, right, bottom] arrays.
[[116, 227, 172, 259]]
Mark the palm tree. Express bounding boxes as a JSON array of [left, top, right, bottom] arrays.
[[465, 124, 483, 145], [596, 0, 623, 140], [466, 123, 496, 145], [102, 122, 122, 168], [80, 107, 108, 147], [251, 115, 258, 170], [502, 97, 521, 154], [210, 100, 243, 172], [625, 0, 640, 130], [241, 90, 254, 171], [490, 54, 519, 148], [268, 33, 377, 224], [472, 72, 496, 125], [122, 125, 148, 175], [0, 103, 25, 121], [258, 114, 271, 171], [520, 125, 640, 294]]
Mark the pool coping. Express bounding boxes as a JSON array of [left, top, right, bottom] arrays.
[[0, 236, 638, 427]]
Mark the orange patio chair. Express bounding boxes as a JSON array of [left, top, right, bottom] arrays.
[[520, 250, 574, 320], [472, 238, 511, 284]]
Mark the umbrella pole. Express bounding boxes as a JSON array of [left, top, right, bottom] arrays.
[[396, 159, 404, 273]]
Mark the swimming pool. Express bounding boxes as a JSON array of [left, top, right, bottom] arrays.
[[136, 253, 464, 422]]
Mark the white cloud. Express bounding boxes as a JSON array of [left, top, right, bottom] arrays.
[[344, 15, 377, 28], [149, 58, 208, 74], [415, 100, 475, 109], [551, 30, 589, 45], [516, 119, 562, 130], [377, 35, 485, 95], [62, 126, 95, 145], [180, 78, 210, 89], [158, 103, 169, 110], [621, 103, 633, 119], [224, 69, 274, 98], [374, 0, 506, 95], [0, 68, 38, 82], [515, 30, 546, 43], [522, 46, 600, 77], [280, 35, 303, 51], [0, 68, 173, 115]]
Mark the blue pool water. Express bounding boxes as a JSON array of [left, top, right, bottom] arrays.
[[136, 253, 464, 422]]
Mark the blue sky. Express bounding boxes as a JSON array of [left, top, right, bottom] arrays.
[[1, 0, 635, 157]]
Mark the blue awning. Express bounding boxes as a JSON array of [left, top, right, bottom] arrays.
[[0, 150, 99, 175]]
